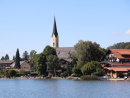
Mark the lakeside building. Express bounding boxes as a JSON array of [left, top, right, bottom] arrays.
[[51, 17, 75, 67], [101, 49, 130, 78], [10, 61, 30, 71], [0, 60, 30, 71], [0, 60, 14, 69]]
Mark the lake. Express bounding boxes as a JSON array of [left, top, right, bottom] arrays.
[[0, 79, 130, 98]]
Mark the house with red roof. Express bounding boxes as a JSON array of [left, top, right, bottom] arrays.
[[101, 49, 130, 78]]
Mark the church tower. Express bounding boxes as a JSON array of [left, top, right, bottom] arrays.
[[52, 17, 59, 48]]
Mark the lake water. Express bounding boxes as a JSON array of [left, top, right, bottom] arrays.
[[0, 79, 130, 98]]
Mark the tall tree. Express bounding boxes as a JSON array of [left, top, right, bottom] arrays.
[[43, 45, 58, 76], [1, 56, 5, 60], [46, 55, 59, 77], [66, 62, 72, 76], [15, 49, 20, 69], [13, 56, 15, 60], [32, 45, 59, 76], [43, 45, 57, 56], [33, 53, 47, 76], [22, 51, 29, 61], [5, 54, 9, 60], [29, 50, 37, 69], [73, 40, 104, 68], [30, 50, 37, 60]]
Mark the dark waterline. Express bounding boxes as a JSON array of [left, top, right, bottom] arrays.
[[0, 79, 130, 98]]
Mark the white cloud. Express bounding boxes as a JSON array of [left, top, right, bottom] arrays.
[[126, 29, 130, 35], [4, 50, 11, 53]]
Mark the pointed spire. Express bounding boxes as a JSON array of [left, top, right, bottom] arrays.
[[52, 16, 58, 37]]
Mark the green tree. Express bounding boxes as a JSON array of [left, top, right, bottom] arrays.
[[81, 61, 101, 75], [3, 70, 9, 78], [1, 56, 5, 60], [30, 50, 37, 60], [29, 50, 37, 69], [5, 54, 9, 60], [107, 42, 130, 49], [72, 67, 82, 75], [66, 62, 72, 76], [73, 40, 104, 68], [92, 68, 104, 76], [13, 56, 15, 60], [8, 70, 16, 77], [32, 45, 58, 76], [125, 44, 130, 49], [43, 45, 57, 56], [3, 70, 16, 78], [15, 49, 20, 69], [46, 55, 59, 77], [22, 51, 29, 61], [33, 53, 47, 76]]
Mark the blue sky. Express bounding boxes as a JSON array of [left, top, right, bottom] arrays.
[[0, 0, 130, 59]]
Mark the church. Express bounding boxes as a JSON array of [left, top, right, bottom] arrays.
[[51, 17, 75, 67]]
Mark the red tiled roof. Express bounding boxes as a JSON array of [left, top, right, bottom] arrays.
[[110, 49, 130, 59], [110, 62, 130, 66], [56, 69, 62, 72], [105, 67, 130, 71]]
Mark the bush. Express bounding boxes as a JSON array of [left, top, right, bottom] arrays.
[[80, 75, 98, 80], [60, 72, 68, 78], [91, 72, 99, 76], [2, 70, 16, 78], [72, 67, 82, 75], [20, 70, 30, 75], [71, 73, 81, 77], [81, 61, 101, 75], [8, 70, 16, 77]]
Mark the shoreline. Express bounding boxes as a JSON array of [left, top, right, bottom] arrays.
[[0, 76, 129, 81]]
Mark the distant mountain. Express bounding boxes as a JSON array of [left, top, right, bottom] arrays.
[[107, 42, 130, 49]]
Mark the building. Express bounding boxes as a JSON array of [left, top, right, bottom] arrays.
[[56, 47, 75, 67], [0, 60, 14, 69], [51, 17, 75, 67], [10, 61, 30, 71], [52, 17, 59, 48], [101, 49, 130, 78]]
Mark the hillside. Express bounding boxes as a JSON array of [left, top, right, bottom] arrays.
[[107, 42, 130, 49]]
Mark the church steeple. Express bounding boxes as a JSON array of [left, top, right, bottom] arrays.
[[52, 17, 58, 37], [52, 17, 59, 48]]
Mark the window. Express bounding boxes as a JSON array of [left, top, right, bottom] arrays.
[[53, 43, 55, 46]]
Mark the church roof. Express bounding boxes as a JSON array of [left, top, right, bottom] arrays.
[[52, 17, 58, 37], [56, 47, 75, 59]]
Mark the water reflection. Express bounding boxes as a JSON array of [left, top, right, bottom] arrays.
[[0, 79, 130, 98]]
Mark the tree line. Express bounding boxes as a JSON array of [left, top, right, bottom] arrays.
[[1, 41, 130, 79], [107, 42, 130, 49]]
